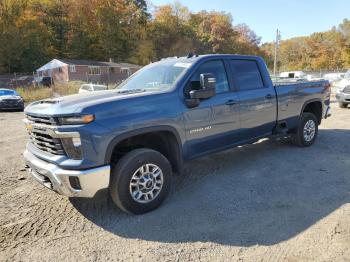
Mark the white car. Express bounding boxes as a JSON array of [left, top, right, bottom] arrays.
[[79, 84, 107, 94], [279, 71, 307, 79], [323, 72, 345, 84]]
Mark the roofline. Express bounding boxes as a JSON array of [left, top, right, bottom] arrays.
[[56, 59, 141, 67]]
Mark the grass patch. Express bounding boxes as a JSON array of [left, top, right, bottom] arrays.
[[15, 81, 85, 103], [16, 86, 53, 103], [53, 81, 83, 96]]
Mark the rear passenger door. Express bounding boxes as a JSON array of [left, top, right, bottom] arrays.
[[229, 59, 277, 139]]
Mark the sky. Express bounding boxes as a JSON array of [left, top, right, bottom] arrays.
[[150, 0, 350, 43]]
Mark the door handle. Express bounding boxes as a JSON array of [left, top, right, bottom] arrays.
[[225, 99, 237, 105], [265, 94, 273, 99]]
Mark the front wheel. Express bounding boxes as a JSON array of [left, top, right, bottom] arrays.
[[291, 112, 318, 147], [110, 149, 172, 214]]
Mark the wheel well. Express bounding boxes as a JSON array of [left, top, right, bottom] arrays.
[[110, 131, 182, 173], [303, 101, 322, 124]]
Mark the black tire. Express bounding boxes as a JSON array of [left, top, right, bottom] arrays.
[[291, 112, 318, 147], [110, 148, 172, 214], [339, 102, 348, 108]]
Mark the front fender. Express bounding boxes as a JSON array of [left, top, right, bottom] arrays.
[[104, 125, 184, 165]]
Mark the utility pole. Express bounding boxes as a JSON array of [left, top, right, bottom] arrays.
[[273, 29, 281, 76]]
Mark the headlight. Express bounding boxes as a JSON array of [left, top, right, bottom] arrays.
[[58, 114, 94, 125]]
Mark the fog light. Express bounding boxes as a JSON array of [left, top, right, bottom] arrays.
[[72, 137, 81, 147], [69, 176, 81, 190]]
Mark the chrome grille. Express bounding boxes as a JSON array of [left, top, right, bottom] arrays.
[[26, 115, 65, 155], [27, 115, 56, 125], [343, 86, 350, 94]]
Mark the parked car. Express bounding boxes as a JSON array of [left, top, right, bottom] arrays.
[[323, 72, 345, 85], [79, 84, 108, 94], [279, 71, 307, 79], [335, 69, 350, 108], [23, 54, 331, 214], [0, 88, 24, 111]]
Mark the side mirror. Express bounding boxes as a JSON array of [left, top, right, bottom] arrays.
[[185, 73, 216, 108], [189, 73, 216, 100]]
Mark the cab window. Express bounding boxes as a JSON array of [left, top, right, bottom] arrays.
[[184, 60, 229, 98], [229, 60, 264, 90]]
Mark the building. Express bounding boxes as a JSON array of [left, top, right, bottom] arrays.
[[36, 59, 141, 85]]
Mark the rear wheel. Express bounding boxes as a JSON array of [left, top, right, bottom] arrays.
[[291, 112, 318, 147], [109, 148, 172, 214], [339, 102, 348, 108]]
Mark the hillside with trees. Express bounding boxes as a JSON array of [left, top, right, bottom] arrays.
[[0, 0, 349, 74], [0, 0, 264, 73], [262, 19, 350, 71]]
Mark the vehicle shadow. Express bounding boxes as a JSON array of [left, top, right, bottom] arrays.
[[70, 128, 350, 246]]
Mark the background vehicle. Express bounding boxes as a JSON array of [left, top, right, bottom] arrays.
[[335, 70, 350, 108], [279, 71, 307, 79], [23, 54, 331, 214], [0, 88, 24, 111], [323, 72, 345, 85], [79, 84, 108, 93], [32, 76, 53, 87]]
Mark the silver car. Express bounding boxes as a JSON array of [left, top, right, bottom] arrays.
[[79, 84, 107, 94], [335, 70, 350, 108]]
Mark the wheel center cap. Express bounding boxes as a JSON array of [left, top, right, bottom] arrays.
[[145, 180, 153, 189]]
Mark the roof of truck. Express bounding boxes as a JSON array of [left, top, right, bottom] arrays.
[[161, 54, 260, 61]]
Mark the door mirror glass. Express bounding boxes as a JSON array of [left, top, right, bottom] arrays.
[[200, 73, 216, 90]]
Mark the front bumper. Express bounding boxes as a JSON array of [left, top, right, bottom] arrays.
[[0, 102, 24, 110], [336, 92, 350, 103], [24, 149, 110, 197]]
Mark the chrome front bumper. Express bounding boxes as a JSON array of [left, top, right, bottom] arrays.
[[24, 149, 110, 197], [336, 92, 350, 103]]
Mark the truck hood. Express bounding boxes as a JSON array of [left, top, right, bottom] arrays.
[[0, 95, 22, 100], [25, 89, 151, 116]]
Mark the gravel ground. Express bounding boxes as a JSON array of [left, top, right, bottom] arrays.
[[0, 99, 349, 261]]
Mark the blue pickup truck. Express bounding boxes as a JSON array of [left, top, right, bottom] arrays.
[[24, 54, 331, 214]]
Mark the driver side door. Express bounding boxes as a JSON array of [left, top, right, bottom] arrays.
[[183, 60, 241, 158]]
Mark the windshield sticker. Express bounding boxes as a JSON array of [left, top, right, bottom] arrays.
[[174, 62, 192, 68]]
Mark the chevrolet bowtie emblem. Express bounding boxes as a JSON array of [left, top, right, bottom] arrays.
[[25, 122, 33, 133]]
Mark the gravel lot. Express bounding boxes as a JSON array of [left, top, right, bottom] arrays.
[[1, 100, 349, 261]]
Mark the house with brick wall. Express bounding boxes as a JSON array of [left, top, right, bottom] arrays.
[[36, 59, 141, 85]]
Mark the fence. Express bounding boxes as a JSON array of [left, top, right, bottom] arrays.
[[0, 73, 34, 89]]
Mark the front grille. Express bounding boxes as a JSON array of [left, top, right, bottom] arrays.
[[27, 115, 56, 125], [26, 115, 65, 155], [1, 99, 22, 106], [343, 86, 350, 94]]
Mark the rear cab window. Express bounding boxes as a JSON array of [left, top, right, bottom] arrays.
[[229, 60, 264, 91]]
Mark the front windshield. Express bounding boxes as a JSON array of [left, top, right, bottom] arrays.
[[0, 90, 17, 96], [116, 60, 191, 92]]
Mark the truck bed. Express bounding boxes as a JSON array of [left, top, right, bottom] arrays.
[[273, 79, 330, 128]]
